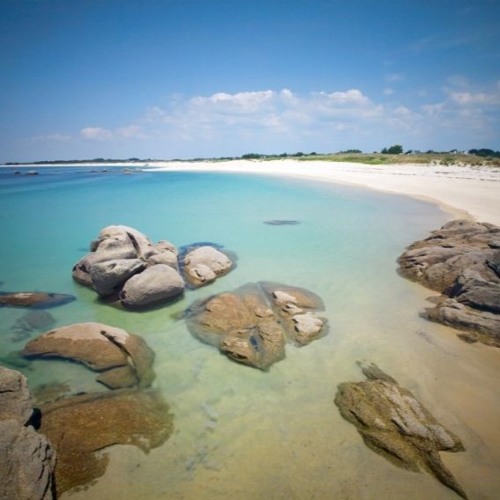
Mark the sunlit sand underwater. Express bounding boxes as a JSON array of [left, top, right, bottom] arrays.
[[1, 167, 499, 499]]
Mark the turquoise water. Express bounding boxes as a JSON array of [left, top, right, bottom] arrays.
[[1, 166, 499, 499]]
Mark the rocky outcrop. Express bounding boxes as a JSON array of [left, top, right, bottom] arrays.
[[183, 245, 233, 287], [334, 363, 467, 498], [73, 225, 183, 308], [22, 322, 156, 389], [0, 367, 56, 500], [38, 389, 174, 496], [73, 225, 234, 309], [185, 282, 327, 369], [398, 219, 500, 346], [0, 291, 75, 308]]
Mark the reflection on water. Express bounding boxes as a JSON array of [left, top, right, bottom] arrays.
[[1, 167, 499, 499]]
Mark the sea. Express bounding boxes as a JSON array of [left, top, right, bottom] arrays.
[[1, 165, 499, 499]]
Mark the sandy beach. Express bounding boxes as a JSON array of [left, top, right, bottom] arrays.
[[145, 160, 500, 225]]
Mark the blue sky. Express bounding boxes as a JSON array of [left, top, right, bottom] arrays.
[[1, 0, 499, 162]]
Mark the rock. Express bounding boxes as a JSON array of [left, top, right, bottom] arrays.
[[0, 367, 56, 500], [147, 240, 179, 269], [22, 322, 156, 389], [120, 264, 184, 308], [183, 245, 233, 287], [334, 363, 467, 499], [39, 389, 173, 496], [0, 366, 32, 425], [0, 420, 56, 500], [398, 220, 500, 347], [73, 225, 184, 308], [89, 258, 145, 296], [264, 219, 300, 225], [292, 313, 325, 345], [185, 282, 326, 369], [10, 310, 56, 343], [15, 310, 55, 331], [0, 291, 76, 309]]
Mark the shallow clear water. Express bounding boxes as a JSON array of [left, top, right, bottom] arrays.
[[1, 166, 499, 499]]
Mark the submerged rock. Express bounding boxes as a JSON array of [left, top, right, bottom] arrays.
[[334, 363, 467, 499], [22, 322, 156, 389], [10, 310, 55, 342], [39, 389, 174, 496], [263, 219, 300, 225], [185, 282, 327, 369], [398, 219, 500, 346], [0, 291, 75, 309]]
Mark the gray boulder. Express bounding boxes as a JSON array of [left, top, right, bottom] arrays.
[[0, 366, 32, 425], [398, 220, 500, 346], [120, 264, 184, 308], [183, 245, 233, 287], [0, 420, 56, 500], [89, 258, 145, 297], [0, 367, 56, 500], [72, 225, 183, 309]]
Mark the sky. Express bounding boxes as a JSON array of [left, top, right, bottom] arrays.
[[1, 0, 500, 162]]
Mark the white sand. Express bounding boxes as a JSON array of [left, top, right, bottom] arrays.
[[146, 160, 500, 225]]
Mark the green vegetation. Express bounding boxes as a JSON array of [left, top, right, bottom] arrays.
[[5, 149, 500, 167], [381, 145, 403, 154]]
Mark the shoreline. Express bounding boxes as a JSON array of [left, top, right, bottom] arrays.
[[4, 159, 500, 225], [144, 160, 500, 225]]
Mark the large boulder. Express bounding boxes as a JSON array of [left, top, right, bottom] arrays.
[[398, 219, 500, 346], [334, 363, 467, 499], [183, 245, 233, 287], [120, 264, 184, 308], [72, 225, 183, 308], [0, 420, 56, 500], [89, 258, 146, 297], [185, 282, 327, 369], [22, 322, 156, 389], [0, 367, 56, 500], [38, 389, 173, 496], [0, 366, 32, 425]]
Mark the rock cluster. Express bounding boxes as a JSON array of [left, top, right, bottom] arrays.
[[334, 363, 467, 498], [0, 366, 56, 500], [398, 219, 500, 346], [185, 282, 327, 369], [22, 322, 156, 389], [72, 225, 233, 308]]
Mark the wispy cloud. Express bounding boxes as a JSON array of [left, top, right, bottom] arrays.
[[30, 81, 500, 155], [80, 127, 114, 141]]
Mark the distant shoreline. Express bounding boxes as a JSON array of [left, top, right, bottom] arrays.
[[3, 159, 500, 225]]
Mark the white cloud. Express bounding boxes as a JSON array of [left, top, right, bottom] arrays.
[[317, 89, 370, 105], [80, 127, 113, 141], [117, 125, 146, 139], [32, 133, 71, 142], [41, 81, 499, 158]]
